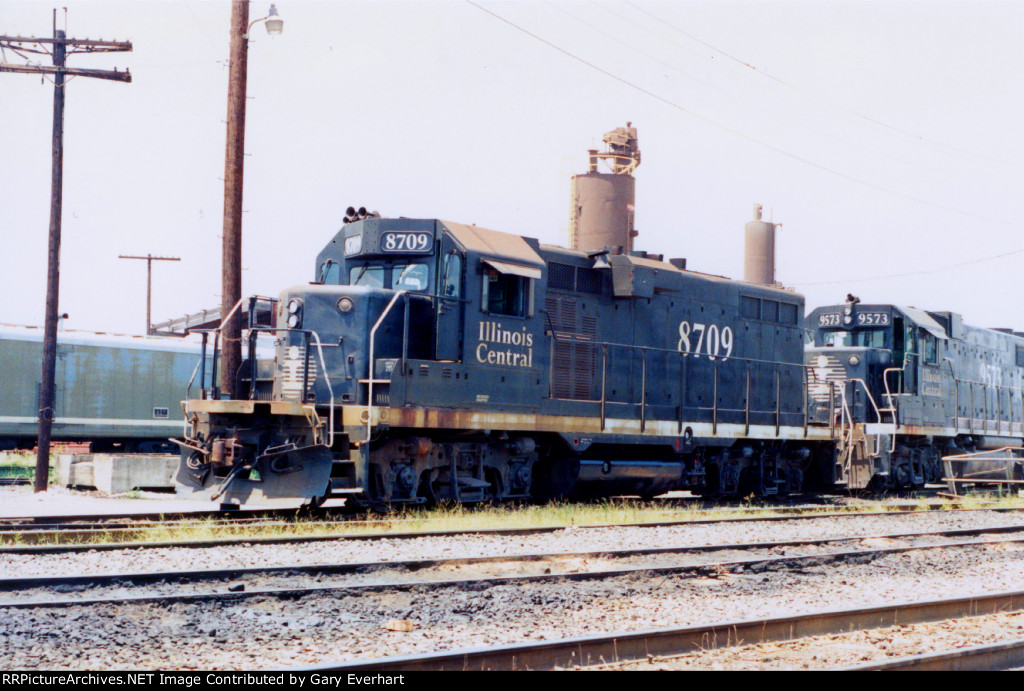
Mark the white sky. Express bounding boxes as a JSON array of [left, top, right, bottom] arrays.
[[2, 0, 1023, 336]]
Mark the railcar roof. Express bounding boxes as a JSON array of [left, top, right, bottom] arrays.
[[0, 324, 204, 353]]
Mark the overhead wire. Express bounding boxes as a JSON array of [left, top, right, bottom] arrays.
[[626, 1, 1019, 171], [552, 1, 1007, 188], [792, 246, 1024, 287], [465, 1, 1024, 231], [467, 0, 1024, 284]]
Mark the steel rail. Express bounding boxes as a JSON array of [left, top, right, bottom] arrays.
[[0, 494, 986, 530], [3, 522, 1024, 595], [0, 496, 806, 529], [3, 506, 1023, 552], [292, 590, 1024, 672], [835, 638, 1024, 671], [4, 530, 1024, 610]]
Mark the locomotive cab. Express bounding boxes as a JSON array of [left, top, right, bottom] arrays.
[[807, 302, 948, 429], [176, 217, 552, 507], [806, 300, 957, 488]]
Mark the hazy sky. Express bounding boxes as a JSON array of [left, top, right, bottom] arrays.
[[2, 0, 1023, 336]]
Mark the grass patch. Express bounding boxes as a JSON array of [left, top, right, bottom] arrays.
[[0, 451, 57, 483], [12, 492, 1024, 548]]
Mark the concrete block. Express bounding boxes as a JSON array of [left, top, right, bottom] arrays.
[[64, 453, 178, 494], [59, 453, 96, 488], [56, 454, 74, 487]]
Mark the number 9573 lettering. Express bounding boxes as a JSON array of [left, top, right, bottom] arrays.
[[678, 321, 734, 360]]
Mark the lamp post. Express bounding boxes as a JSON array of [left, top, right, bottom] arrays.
[[220, 1, 282, 397]]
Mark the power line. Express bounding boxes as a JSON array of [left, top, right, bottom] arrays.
[[119, 254, 182, 335], [792, 247, 1024, 287], [1, 20, 131, 494], [625, 1, 1019, 171], [465, 1, 1024, 232], [551, 1, 1005, 189]]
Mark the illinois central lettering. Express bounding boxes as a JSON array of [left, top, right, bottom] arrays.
[[476, 321, 534, 368]]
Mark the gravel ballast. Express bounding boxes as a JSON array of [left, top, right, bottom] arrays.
[[5, 514, 1024, 669], [2, 509, 1022, 578]]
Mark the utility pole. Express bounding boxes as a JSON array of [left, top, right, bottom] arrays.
[[1, 13, 131, 493], [220, 1, 282, 397], [221, 0, 250, 398], [118, 254, 181, 335]]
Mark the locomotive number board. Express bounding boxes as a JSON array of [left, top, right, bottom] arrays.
[[379, 231, 433, 253], [855, 312, 890, 326], [817, 312, 890, 327]]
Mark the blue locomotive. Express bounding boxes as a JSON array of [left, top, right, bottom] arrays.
[[806, 297, 1024, 489], [175, 212, 838, 508]]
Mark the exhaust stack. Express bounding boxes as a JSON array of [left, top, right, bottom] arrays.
[[744, 204, 779, 286], [569, 123, 640, 254]]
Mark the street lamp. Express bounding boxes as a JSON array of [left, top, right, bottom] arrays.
[[221, 1, 281, 397], [246, 3, 284, 38]]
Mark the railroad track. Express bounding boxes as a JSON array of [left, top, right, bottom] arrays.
[[0, 504, 1017, 551], [3, 523, 1024, 608], [0, 495, 971, 532], [838, 638, 1024, 671], [296, 589, 1024, 671]]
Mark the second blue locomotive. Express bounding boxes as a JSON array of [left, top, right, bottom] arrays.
[[807, 297, 1024, 489]]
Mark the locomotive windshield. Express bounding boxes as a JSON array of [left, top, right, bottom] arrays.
[[822, 328, 888, 348], [348, 262, 430, 292]]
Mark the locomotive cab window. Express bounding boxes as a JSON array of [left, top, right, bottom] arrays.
[[348, 263, 430, 292], [481, 260, 538, 318], [392, 263, 429, 291], [350, 264, 385, 288], [319, 260, 342, 285], [921, 330, 939, 365], [442, 253, 463, 298], [823, 329, 888, 348]]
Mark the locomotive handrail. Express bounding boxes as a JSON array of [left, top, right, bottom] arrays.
[[548, 325, 811, 434], [949, 375, 1024, 437], [881, 366, 903, 423], [544, 325, 809, 369], [188, 325, 336, 448], [246, 327, 335, 449], [185, 340, 205, 402], [367, 290, 407, 444], [847, 376, 895, 453], [847, 377, 885, 423]]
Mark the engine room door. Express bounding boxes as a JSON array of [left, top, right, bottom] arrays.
[[435, 252, 464, 361]]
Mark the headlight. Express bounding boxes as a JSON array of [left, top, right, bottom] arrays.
[[849, 355, 860, 366], [287, 298, 302, 314], [287, 313, 301, 328], [338, 297, 354, 313]]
